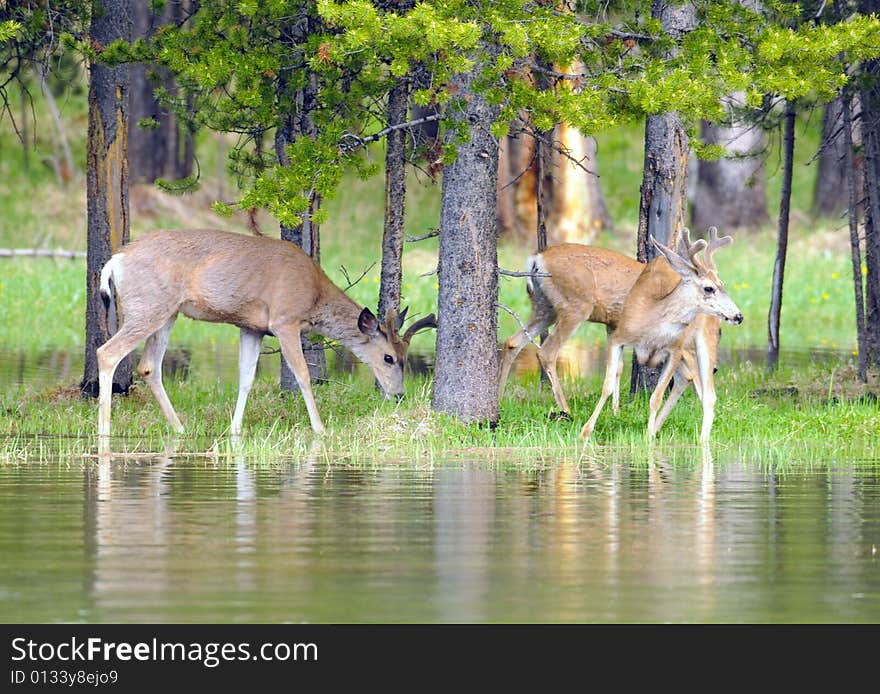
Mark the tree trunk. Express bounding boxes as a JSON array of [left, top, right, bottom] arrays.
[[498, 126, 610, 245], [767, 102, 797, 371], [843, 93, 868, 382], [631, 0, 694, 394], [813, 97, 863, 219], [276, 22, 326, 392], [860, 56, 880, 369], [81, 0, 132, 398], [128, 0, 194, 184], [548, 127, 611, 243], [692, 93, 769, 232], [432, 62, 501, 425], [378, 78, 408, 321]]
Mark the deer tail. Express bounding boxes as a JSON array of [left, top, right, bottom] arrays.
[[525, 253, 545, 298], [99, 255, 122, 308], [99, 255, 123, 334]]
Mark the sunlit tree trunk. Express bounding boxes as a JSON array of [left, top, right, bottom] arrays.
[[81, 0, 132, 398]]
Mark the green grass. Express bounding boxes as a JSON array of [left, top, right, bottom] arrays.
[[2, 356, 878, 463]]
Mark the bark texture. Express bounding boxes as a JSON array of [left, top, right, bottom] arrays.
[[81, 0, 132, 398], [631, 0, 695, 393], [432, 66, 502, 425], [766, 102, 796, 371], [378, 79, 408, 321], [859, 54, 880, 369]]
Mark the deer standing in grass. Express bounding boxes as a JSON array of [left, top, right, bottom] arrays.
[[96, 229, 436, 450], [498, 239, 722, 429], [579, 228, 742, 443]]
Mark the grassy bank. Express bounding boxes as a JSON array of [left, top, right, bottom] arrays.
[[2, 354, 878, 463]]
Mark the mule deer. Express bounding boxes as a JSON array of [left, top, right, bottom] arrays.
[[579, 228, 742, 443], [498, 244, 642, 415], [96, 229, 436, 449], [498, 241, 721, 428]]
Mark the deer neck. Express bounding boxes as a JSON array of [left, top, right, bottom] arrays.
[[308, 288, 371, 354]]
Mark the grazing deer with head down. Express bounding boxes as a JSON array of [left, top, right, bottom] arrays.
[[96, 229, 436, 450], [498, 238, 722, 428], [579, 228, 742, 443]]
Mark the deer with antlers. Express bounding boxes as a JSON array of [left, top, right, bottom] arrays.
[[96, 229, 436, 450], [579, 228, 742, 443], [498, 244, 643, 416], [499, 235, 725, 426]]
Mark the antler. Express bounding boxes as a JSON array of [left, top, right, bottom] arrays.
[[402, 313, 438, 344], [651, 232, 706, 274], [677, 228, 707, 269], [383, 306, 437, 344], [701, 226, 733, 274]]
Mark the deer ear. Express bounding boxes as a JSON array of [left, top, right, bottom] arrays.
[[358, 307, 381, 336]]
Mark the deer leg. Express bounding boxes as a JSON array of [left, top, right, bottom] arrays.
[[230, 328, 263, 438], [647, 353, 682, 438], [612, 334, 625, 415], [498, 314, 553, 400], [580, 342, 623, 440], [536, 311, 584, 415], [653, 367, 690, 433], [96, 323, 160, 449], [695, 330, 717, 444], [681, 350, 703, 400], [273, 324, 326, 435], [137, 316, 183, 433]]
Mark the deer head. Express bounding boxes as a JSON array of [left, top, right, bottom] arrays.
[[356, 306, 437, 399], [652, 228, 743, 325]]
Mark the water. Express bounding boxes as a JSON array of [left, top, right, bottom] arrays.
[[0, 456, 878, 623], [2, 344, 877, 623]]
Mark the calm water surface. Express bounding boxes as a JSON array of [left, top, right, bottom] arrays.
[[1, 455, 878, 623]]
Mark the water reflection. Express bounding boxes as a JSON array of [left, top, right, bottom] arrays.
[[0, 455, 877, 623]]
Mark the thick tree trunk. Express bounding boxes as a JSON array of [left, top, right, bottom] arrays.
[[630, 0, 694, 394], [128, 0, 194, 184], [378, 78, 408, 321], [432, 64, 501, 425], [692, 94, 769, 232], [81, 0, 132, 398], [813, 97, 863, 219], [767, 102, 797, 371]]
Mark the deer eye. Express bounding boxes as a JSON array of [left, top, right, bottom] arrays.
[[703, 285, 716, 294], [384, 354, 395, 365]]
